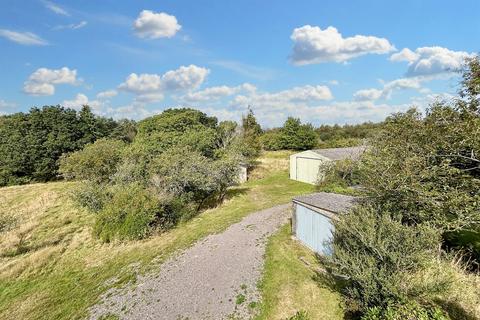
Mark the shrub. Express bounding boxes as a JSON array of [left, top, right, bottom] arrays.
[[260, 129, 283, 151], [279, 117, 317, 150], [59, 138, 126, 183], [71, 182, 111, 213], [362, 301, 449, 320], [94, 184, 160, 242], [324, 205, 443, 312]]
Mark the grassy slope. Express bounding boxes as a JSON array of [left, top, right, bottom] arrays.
[[0, 151, 315, 320], [255, 225, 344, 320]]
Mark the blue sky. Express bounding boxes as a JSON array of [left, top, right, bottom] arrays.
[[1, 0, 479, 127]]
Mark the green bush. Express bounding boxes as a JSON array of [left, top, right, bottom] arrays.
[[59, 138, 126, 183], [94, 184, 160, 242], [324, 205, 443, 311], [71, 182, 111, 213], [362, 301, 449, 320], [260, 129, 283, 151]]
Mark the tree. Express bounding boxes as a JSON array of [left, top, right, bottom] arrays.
[[237, 108, 262, 162], [279, 117, 317, 150], [0, 105, 118, 186], [133, 108, 218, 158]]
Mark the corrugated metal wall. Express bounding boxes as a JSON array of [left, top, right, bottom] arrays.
[[295, 204, 334, 255]]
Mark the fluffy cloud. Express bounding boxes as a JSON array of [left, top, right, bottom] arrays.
[[63, 93, 102, 111], [118, 65, 209, 101], [290, 25, 395, 65], [354, 78, 422, 101], [42, 0, 69, 16], [182, 83, 255, 103], [233, 85, 333, 107], [96, 90, 118, 99], [0, 29, 48, 46], [390, 46, 473, 77], [133, 10, 181, 39], [23, 67, 78, 96]]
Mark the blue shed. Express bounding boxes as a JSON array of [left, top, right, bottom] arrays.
[[292, 192, 357, 255]]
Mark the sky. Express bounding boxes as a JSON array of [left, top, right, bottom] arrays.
[[1, 0, 479, 127]]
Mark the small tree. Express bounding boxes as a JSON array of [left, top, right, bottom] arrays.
[[279, 117, 317, 150], [59, 138, 126, 183]]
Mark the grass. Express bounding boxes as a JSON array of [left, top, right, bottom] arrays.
[[0, 151, 315, 320], [255, 224, 344, 320]]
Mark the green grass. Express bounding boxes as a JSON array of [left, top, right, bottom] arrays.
[[0, 152, 315, 320], [255, 225, 344, 320]]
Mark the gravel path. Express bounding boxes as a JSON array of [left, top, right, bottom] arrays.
[[89, 204, 291, 320]]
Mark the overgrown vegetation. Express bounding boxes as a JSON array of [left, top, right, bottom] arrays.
[[261, 117, 317, 151], [323, 56, 480, 319], [59, 108, 262, 241]]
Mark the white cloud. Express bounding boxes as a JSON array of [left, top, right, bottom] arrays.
[[54, 21, 88, 30], [0, 29, 48, 46], [23, 67, 78, 96], [43, 0, 69, 16], [354, 77, 422, 101], [290, 25, 395, 65], [96, 90, 118, 100], [118, 65, 209, 101], [182, 83, 255, 103], [232, 85, 333, 107], [63, 93, 102, 111], [390, 46, 473, 77], [133, 10, 181, 39]]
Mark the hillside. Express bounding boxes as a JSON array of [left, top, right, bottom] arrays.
[[0, 151, 327, 320]]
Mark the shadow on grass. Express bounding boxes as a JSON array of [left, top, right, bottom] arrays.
[[311, 254, 361, 320], [435, 300, 478, 320]]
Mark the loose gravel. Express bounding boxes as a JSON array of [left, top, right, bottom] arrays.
[[89, 203, 291, 320]]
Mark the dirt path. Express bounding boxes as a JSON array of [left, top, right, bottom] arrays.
[[89, 204, 291, 320]]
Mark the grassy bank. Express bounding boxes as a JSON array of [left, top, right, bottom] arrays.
[[255, 225, 344, 320], [0, 151, 315, 320]]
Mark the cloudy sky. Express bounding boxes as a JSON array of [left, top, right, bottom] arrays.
[[1, 1, 478, 127]]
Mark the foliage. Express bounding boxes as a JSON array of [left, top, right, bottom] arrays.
[[362, 301, 449, 320], [358, 105, 480, 231], [260, 129, 283, 151], [238, 108, 262, 161], [316, 122, 382, 148], [317, 159, 362, 188], [279, 117, 317, 150], [0, 105, 120, 186], [324, 205, 443, 311], [58, 139, 126, 183], [261, 118, 317, 151], [70, 182, 112, 213], [134, 108, 218, 158], [93, 184, 164, 242]]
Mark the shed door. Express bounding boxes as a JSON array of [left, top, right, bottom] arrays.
[[295, 204, 334, 255], [296, 157, 321, 184]]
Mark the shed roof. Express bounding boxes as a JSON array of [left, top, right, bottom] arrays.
[[311, 146, 366, 161], [293, 192, 358, 213]]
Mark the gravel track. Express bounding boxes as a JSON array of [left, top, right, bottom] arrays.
[[89, 203, 291, 320]]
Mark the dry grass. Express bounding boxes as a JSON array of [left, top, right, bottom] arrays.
[[249, 150, 293, 180], [0, 152, 315, 320]]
